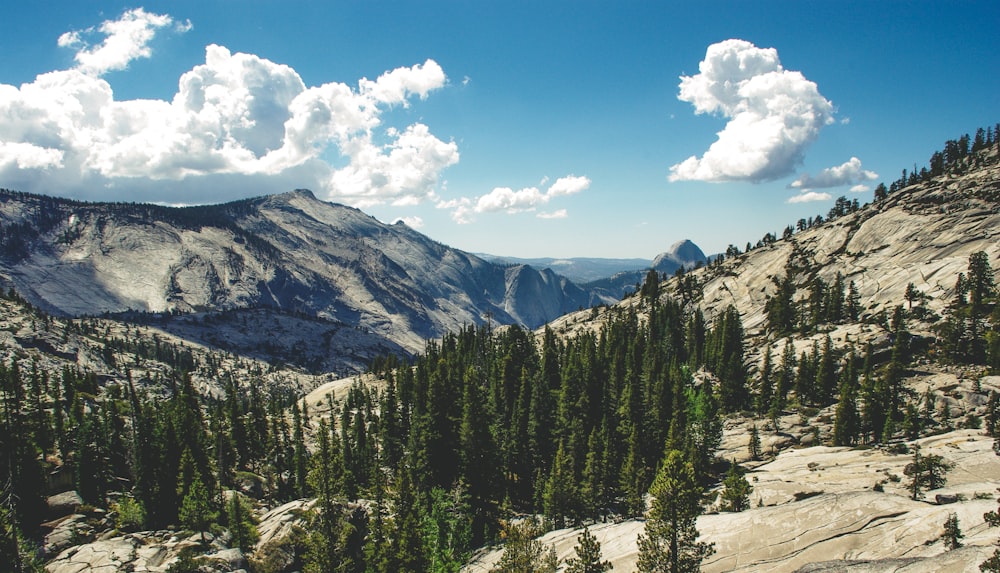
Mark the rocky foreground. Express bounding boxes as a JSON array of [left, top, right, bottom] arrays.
[[463, 431, 999, 573], [464, 375, 1000, 573]]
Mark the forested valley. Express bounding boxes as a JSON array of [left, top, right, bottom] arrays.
[[2, 127, 1000, 573]]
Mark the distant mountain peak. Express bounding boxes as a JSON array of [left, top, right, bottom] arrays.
[[652, 239, 706, 271]]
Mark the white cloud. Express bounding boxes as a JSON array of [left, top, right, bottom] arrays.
[[849, 184, 870, 193], [787, 191, 832, 204], [60, 8, 179, 76], [790, 157, 877, 190], [359, 60, 446, 105], [0, 10, 455, 207], [0, 141, 64, 169], [394, 216, 424, 229], [440, 175, 590, 223], [537, 209, 568, 219], [669, 39, 834, 183], [547, 175, 590, 197]]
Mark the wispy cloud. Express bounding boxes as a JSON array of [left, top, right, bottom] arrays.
[[57, 8, 187, 76], [787, 191, 832, 204], [439, 175, 590, 223], [669, 39, 834, 183]]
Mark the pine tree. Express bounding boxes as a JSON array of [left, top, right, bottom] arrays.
[[755, 347, 773, 416], [833, 351, 860, 446], [490, 518, 558, 573], [967, 251, 996, 315], [387, 464, 428, 573], [227, 492, 259, 553], [564, 525, 612, 573], [904, 447, 953, 500], [636, 450, 714, 573], [719, 461, 752, 512], [942, 513, 963, 550], [178, 472, 217, 543], [747, 425, 762, 461]]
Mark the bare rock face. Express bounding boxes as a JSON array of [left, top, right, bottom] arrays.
[[45, 531, 243, 573], [0, 189, 606, 358], [693, 153, 1000, 336]]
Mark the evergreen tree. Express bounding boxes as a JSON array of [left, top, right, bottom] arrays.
[[942, 513, 963, 550], [967, 251, 996, 314], [490, 518, 558, 573], [755, 347, 773, 416], [719, 461, 752, 512], [227, 492, 259, 553], [544, 440, 581, 528], [747, 425, 762, 461], [636, 450, 714, 573], [386, 464, 428, 573], [833, 351, 860, 446], [904, 447, 953, 500], [564, 525, 612, 573], [178, 473, 217, 542]]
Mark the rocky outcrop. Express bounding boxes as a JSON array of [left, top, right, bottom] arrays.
[[464, 428, 1000, 573], [45, 531, 243, 573]]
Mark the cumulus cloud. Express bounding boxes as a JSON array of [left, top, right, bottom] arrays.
[[787, 191, 832, 204], [669, 39, 834, 183], [0, 9, 455, 207], [58, 8, 184, 76], [439, 175, 589, 223], [789, 157, 877, 190]]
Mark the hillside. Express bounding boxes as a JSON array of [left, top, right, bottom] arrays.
[[0, 189, 611, 361], [3, 133, 999, 573], [550, 146, 1000, 354]]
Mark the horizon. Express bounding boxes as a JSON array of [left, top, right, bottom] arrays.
[[1, 2, 997, 259]]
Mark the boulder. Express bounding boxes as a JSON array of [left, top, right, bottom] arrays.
[[46, 491, 83, 519], [935, 493, 959, 505]]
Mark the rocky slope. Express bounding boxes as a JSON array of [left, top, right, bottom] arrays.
[[465, 392, 1000, 573], [496, 146, 1000, 571], [550, 148, 1000, 354], [0, 188, 611, 357]]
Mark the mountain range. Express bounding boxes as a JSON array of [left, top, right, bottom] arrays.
[[4, 134, 1000, 573], [0, 188, 632, 367]]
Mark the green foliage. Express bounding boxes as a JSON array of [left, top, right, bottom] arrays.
[[227, 492, 260, 553], [422, 485, 473, 573], [747, 425, 761, 461], [113, 496, 147, 532], [942, 513, 963, 550], [178, 473, 218, 538], [719, 461, 753, 512], [0, 506, 43, 573], [636, 450, 714, 573], [904, 447, 953, 501], [564, 526, 612, 573], [490, 518, 558, 573]]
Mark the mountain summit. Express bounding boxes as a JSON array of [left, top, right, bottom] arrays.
[[652, 239, 707, 272]]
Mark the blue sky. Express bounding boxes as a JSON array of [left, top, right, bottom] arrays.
[[1, 2, 997, 258]]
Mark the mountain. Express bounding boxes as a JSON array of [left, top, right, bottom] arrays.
[[526, 137, 1000, 572], [480, 254, 652, 283], [0, 188, 612, 364], [582, 238, 709, 299]]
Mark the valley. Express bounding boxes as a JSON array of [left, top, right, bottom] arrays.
[[1, 132, 999, 573]]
